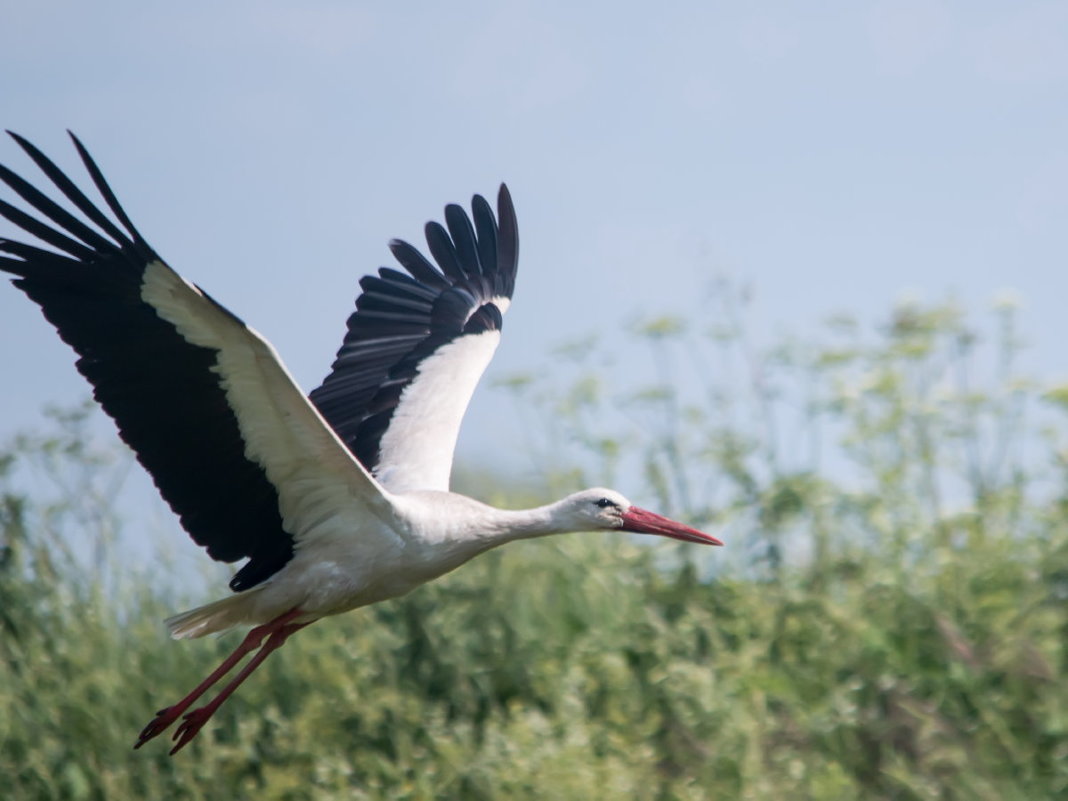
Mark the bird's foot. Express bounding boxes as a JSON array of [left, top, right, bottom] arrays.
[[169, 706, 215, 755], [134, 705, 183, 749]]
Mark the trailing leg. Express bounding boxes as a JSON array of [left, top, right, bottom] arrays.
[[134, 608, 306, 750]]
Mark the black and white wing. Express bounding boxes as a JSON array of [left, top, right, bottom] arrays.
[[309, 185, 518, 492], [0, 133, 392, 591]]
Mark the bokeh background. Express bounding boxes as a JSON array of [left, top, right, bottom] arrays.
[[2, 2, 1066, 799]]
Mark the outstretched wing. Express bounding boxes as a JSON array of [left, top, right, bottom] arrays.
[[0, 132, 393, 592], [309, 185, 518, 493]]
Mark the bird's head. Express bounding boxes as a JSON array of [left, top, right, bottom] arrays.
[[562, 488, 723, 546]]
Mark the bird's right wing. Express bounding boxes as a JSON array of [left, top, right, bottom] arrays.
[[310, 185, 518, 493], [0, 133, 395, 591]]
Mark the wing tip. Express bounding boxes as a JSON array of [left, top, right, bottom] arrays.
[[495, 183, 518, 291]]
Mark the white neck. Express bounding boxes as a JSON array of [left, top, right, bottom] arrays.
[[480, 496, 592, 544], [397, 490, 615, 555]]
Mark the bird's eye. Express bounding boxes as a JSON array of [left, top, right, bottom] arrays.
[[595, 498, 617, 509]]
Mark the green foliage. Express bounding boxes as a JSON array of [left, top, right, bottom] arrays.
[[2, 294, 1067, 799]]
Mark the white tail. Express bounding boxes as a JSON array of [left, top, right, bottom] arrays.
[[165, 591, 262, 639]]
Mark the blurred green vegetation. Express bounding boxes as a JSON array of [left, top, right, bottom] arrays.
[[2, 293, 1067, 800]]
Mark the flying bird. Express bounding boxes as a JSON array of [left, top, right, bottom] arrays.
[[0, 132, 723, 755]]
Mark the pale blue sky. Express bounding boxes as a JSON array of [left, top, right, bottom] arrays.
[[3, 0, 1067, 478]]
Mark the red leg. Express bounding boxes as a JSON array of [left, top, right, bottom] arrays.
[[168, 618, 309, 754], [134, 608, 306, 750]]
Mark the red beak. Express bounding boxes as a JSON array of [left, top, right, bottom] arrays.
[[620, 506, 724, 546]]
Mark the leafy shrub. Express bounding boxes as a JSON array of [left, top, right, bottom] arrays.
[[2, 295, 1065, 800]]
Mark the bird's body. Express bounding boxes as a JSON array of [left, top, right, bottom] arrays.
[[169, 488, 645, 638], [0, 132, 722, 754]]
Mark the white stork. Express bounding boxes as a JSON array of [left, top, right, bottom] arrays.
[[0, 132, 723, 755]]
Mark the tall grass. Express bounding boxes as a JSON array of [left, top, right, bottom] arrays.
[[2, 297, 1066, 799]]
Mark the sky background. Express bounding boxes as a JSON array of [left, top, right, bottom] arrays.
[[2, 0, 1067, 488]]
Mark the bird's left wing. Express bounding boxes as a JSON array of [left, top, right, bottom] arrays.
[[310, 185, 518, 493], [0, 133, 394, 591]]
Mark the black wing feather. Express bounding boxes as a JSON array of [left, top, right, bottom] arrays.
[[6, 132, 133, 246], [424, 220, 467, 282], [471, 194, 498, 276], [387, 239, 451, 290], [67, 132, 152, 247], [309, 186, 518, 475], [495, 185, 518, 297], [0, 197, 98, 260], [0, 134, 293, 592], [445, 203, 482, 278]]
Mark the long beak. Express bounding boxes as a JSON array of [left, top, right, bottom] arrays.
[[620, 506, 724, 546]]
